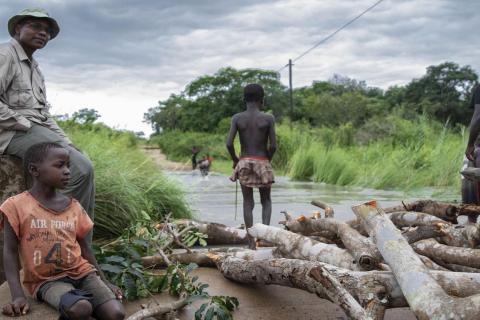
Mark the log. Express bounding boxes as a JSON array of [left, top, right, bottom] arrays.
[[402, 224, 446, 244], [444, 264, 480, 273], [388, 211, 446, 227], [309, 266, 372, 320], [353, 200, 480, 320], [385, 200, 480, 223], [280, 214, 381, 270], [216, 256, 480, 310], [171, 220, 247, 245], [311, 200, 335, 218], [418, 255, 448, 271], [141, 248, 275, 268], [412, 238, 480, 269], [248, 223, 359, 270], [126, 298, 188, 320]]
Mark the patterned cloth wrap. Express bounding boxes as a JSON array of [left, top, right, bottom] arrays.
[[231, 156, 275, 188]]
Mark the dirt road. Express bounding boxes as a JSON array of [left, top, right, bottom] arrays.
[[142, 147, 191, 171]]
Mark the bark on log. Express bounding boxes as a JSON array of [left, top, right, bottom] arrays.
[[412, 238, 480, 269], [280, 214, 381, 270], [418, 255, 448, 271], [248, 223, 359, 270], [353, 200, 480, 320], [171, 220, 247, 245], [126, 298, 188, 320], [279, 211, 338, 239], [385, 200, 480, 223], [309, 266, 372, 320], [402, 224, 446, 243], [444, 264, 480, 273], [388, 211, 447, 227]]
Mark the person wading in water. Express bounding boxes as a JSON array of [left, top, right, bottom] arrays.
[[226, 84, 276, 249]]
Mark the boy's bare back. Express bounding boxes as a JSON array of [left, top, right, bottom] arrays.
[[229, 109, 275, 158]]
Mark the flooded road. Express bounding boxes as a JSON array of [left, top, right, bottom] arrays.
[[165, 170, 457, 226]]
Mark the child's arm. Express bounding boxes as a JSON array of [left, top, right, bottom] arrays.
[[267, 115, 277, 161], [2, 219, 29, 316], [78, 238, 123, 300], [226, 116, 239, 167]]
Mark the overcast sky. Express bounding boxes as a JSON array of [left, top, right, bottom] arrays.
[[1, 0, 479, 135]]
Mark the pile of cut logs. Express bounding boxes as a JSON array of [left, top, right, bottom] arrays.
[[140, 200, 480, 320]]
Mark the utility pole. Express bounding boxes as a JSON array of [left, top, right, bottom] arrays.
[[288, 59, 293, 123]]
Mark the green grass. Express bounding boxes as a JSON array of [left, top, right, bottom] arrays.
[[150, 116, 465, 192], [61, 122, 192, 239], [287, 121, 465, 191]]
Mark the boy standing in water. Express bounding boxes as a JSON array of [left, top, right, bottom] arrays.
[[227, 84, 276, 248], [1, 142, 124, 319]]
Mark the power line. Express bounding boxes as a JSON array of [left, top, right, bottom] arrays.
[[277, 0, 384, 72]]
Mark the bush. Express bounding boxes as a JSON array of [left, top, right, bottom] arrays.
[[61, 122, 191, 239]]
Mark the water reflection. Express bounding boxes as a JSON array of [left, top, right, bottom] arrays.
[[166, 170, 459, 227]]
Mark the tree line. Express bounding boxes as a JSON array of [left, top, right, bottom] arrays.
[[144, 61, 478, 139]]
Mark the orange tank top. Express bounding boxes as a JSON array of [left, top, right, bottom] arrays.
[[0, 191, 96, 297]]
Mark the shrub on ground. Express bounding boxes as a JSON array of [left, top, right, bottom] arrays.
[[61, 122, 191, 239]]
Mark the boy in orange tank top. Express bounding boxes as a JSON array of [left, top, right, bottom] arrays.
[[1, 142, 124, 319]]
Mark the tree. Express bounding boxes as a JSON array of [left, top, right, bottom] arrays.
[[404, 62, 478, 124], [144, 67, 288, 133], [72, 108, 101, 124]]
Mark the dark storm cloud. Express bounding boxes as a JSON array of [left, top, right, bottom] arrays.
[[1, 0, 480, 101]]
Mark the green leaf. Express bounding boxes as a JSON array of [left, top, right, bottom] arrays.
[[99, 263, 123, 274], [198, 238, 208, 247], [140, 210, 151, 221], [105, 256, 126, 263], [204, 307, 215, 320], [195, 302, 207, 320]]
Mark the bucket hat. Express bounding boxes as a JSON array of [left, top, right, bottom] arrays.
[[8, 8, 60, 39]]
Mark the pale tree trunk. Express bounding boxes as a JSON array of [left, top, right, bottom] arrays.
[[352, 200, 480, 320], [280, 213, 381, 270], [248, 223, 359, 270]]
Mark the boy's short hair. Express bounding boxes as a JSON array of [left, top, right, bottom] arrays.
[[244, 84, 264, 103], [23, 142, 65, 174]]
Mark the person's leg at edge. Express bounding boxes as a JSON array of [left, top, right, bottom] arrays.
[[94, 300, 125, 320], [472, 148, 480, 223], [81, 273, 124, 320], [259, 186, 272, 225], [39, 280, 93, 320], [241, 185, 255, 249], [64, 146, 95, 243]]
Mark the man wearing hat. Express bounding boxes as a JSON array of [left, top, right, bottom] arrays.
[[0, 8, 95, 237]]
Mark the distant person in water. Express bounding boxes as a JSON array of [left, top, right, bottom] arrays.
[[191, 146, 200, 170], [198, 154, 213, 176], [226, 84, 276, 249]]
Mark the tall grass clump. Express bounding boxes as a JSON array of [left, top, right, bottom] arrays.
[[287, 116, 465, 191], [61, 122, 191, 239]]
